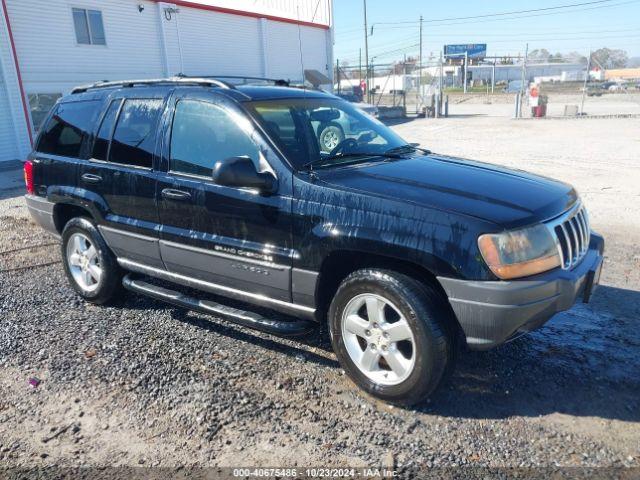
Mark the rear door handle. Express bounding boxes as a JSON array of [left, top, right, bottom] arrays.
[[81, 173, 103, 184], [161, 188, 192, 201]]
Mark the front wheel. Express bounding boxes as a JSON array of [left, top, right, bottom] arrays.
[[329, 269, 453, 406]]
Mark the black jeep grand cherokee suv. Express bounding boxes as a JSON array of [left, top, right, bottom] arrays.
[[24, 77, 604, 405]]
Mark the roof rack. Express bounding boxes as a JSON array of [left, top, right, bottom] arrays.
[[193, 75, 291, 87], [71, 76, 235, 94]]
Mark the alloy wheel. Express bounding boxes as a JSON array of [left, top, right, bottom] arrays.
[[323, 129, 340, 150], [340, 293, 416, 386], [66, 233, 102, 292]]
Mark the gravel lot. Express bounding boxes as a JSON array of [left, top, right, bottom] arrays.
[[441, 92, 640, 117], [1, 114, 639, 475]]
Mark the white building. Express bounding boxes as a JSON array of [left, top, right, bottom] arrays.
[[419, 63, 585, 87], [0, 0, 334, 163]]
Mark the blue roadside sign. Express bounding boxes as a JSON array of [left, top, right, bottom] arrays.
[[444, 44, 487, 59]]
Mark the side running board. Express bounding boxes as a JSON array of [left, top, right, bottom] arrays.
[[122, 275, 316, 337]]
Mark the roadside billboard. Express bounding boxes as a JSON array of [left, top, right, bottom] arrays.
[[444, 44, 487, 59]]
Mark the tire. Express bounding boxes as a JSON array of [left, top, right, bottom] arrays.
[[61, 217, 122, 305], [329, 269, 453, 406], [318, 123, 345, 153]]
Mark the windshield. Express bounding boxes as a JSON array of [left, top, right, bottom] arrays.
[[245, 97, 408, 170]]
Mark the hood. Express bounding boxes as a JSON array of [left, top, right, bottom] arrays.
[[317, 154, 577, 229]]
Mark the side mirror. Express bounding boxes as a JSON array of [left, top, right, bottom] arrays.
[[310, 108, 341, 122], [211, 156, 278, 194], [356, 130, 377, 143]]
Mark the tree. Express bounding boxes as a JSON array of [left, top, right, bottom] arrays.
[[528, 49, 551, 62], [542, 51, 587, 64], [564, 51, 588, 65], [549, 52, 565, 62], [591, 48, 629, 69]]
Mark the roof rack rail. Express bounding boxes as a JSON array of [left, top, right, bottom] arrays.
[[71, 76, 235, 94], [192, 75, 291, 87]]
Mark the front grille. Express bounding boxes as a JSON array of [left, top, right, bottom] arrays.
[[548, 203, 590, 270]]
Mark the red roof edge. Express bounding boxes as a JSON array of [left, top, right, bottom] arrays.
[[154, 1, 330, 30], [1, 0, 33, 146]]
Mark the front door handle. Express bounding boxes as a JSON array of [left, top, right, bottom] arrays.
[[161, 188, 192, 201], [81, 173, 103, 184]]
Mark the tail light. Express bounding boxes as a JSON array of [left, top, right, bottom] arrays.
[[24, 160, 34, 194]]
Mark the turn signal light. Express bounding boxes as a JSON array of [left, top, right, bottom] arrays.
[[24, 160, 34, 194]]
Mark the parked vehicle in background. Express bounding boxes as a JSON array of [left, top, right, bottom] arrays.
[[607, 83, 627, 92], [600, 81, 618, 90], [24, 77, 604, 406], [585, 83, 605, 97], [335, 93, 379, 118], [319, 93, 379, 153]]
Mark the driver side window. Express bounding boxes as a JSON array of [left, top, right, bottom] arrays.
[[170, 100, 260, 177]]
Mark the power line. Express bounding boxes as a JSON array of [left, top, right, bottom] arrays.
[[335, 0, 640, 65], [335, 1, 625, 35], [371, 0, 618, 25], [438, 27, 639, 37], [477, 33, 640, 44], [357, 0, 639, 30], [370, 44, 421, 60], [337, 28, 639, 63], [341, 40, 419, 59]]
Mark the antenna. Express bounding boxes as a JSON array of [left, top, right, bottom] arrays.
[[296, 3, 306, 86]]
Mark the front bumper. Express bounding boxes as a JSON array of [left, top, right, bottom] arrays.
[[438, 233, 604, 350]]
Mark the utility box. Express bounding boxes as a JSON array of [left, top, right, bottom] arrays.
[[564, 105, 579, 116]]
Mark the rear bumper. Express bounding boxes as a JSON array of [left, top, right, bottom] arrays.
[[25, 194, 59, 238], [438, 233, 605, 350]]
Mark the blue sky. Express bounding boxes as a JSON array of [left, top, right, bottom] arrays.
[[332, 0, 640, 66]]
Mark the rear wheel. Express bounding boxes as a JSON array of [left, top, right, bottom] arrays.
[[61, 217, 122, 304], [329, 269, 452, 405]]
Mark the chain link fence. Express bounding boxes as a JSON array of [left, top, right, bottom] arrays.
[[335, 60, 640, 119]]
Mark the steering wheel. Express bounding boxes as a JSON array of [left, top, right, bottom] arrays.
[[329, 138, 358, 157]]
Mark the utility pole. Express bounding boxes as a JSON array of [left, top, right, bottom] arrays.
[[363, 0, 369, 102], [580, 49, 591, 116], [403, 54, 407, 111], [463, 51, 468, 94], [417, 15, 423, 113], [491, 60, 496, 94], [359, 48, 362, 85], [336, 59, 340, 94], [436, 51, 443, 117], [518, 43, 529, 118]]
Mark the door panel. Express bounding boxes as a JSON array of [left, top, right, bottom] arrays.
[[157, 93, 294, 302], [78, 95, 165, 267], [157, 174, 293, 301], [98, 224, 162, 268]]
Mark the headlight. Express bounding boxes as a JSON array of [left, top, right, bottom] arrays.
[[478, 224, 560, 280]]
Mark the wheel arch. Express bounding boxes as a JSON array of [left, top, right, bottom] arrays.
[[48, 185, 108, 233], [314, 249, 464, 340], [53, 203, 95, 234], [317, 120, 345, 138]]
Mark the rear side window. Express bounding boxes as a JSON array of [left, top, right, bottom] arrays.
[[109, 99, 163, 168], [92, 100, 122, 161], [170, 100, 260, 177], [36, 101, 101, 158]]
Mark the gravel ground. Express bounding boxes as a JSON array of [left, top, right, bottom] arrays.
[[0, 114, 639, 475]]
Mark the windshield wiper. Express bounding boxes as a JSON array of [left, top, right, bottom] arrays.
[[385, 144, 432, 155], [302, 151, 402, 170]]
